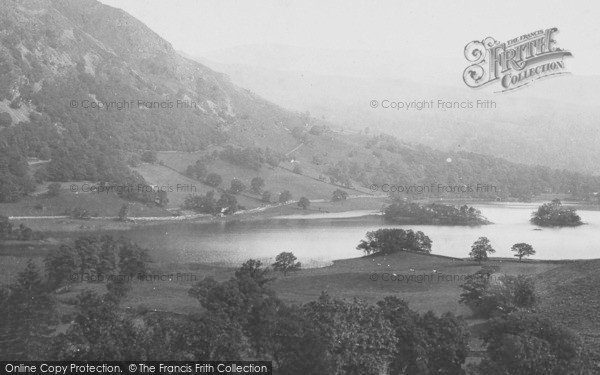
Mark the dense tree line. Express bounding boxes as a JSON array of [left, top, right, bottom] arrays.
[[385, 201, 490, 225]]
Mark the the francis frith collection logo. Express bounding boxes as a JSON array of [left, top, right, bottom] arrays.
[[463, 28, 572, 92]]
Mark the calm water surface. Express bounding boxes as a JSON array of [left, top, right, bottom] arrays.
[[123, 202, 600, 267]]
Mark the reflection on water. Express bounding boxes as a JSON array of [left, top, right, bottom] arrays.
[[122, 202, 600, 267]]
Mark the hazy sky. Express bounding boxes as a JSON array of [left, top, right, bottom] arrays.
[[100, 0, 599, 84]]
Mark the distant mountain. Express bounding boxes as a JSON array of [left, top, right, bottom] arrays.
[[196, 45, 600, 175]]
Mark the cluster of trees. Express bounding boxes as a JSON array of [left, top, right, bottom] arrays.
[[357, 228, 432, 255], [531, 199, 583, 227], [0, 216, 35, 241], [183, 191, 239, 215], [325, 161, 358, 188], [459, 266, 537, 318], [385, 201, 489, 225], [44, 236, 150, 287], [472, 312, 590, 375], [469, 237, 536, 263], [184, 159, 277, 202], [0, 235, 151, 359]]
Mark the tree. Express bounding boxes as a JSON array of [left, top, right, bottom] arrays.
[[45, 245, 80, 287], [47, 182, 61, 197], [186, 160, 207, 180], [217, 193, 238, 214], [302, 293, 397, 374], [261, 190, 272, 203], [332, 188, 348, 202], [118, 203, 130, 221], [127, 154, 141, 167], [272, 252, 301, 276], [292, 164, 302, 174], [279, 190, 292, 203], [297, 197, 310, 210], [0, 260, 54, 359], [119, 241, 150, 277], [157, 190, 169, 207], [511, 243, 535, 261], [250, 177, 265, 194], [184, 191, 217, 214], [229, 178, 246, 194], [49, 289, 144, 360], [469, 237, 495, 264], [205, 173, 222, 187], [141, 150, 157, 163], [0, 112, 11, 127]]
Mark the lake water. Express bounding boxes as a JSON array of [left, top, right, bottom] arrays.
[[122, 202, 600, 267]]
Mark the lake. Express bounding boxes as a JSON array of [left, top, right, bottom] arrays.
[[121, 202, 600, 267]]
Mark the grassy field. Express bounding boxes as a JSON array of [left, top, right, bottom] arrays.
[[1, 182, 170, 218], [44, 251, 563, 317], [151, 149, 373, 210]]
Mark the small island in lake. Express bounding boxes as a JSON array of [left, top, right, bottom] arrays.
[[531, 199, 583, 227], [384, 201, 491, 225]]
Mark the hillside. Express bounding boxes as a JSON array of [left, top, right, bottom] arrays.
[[196, 45, 600, 175], [1, 0, 600, 213]]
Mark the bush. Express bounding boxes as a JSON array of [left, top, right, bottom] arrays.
[[261, 190, 272, 202], [279, 190, 292, 203], [297, 197, 310, 209], [332, 188, 349, 201], [250, 177, 265, 194], [205, 173, 222, 187], [229, 178, 246, 194], [47, 182, 61, 197]]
